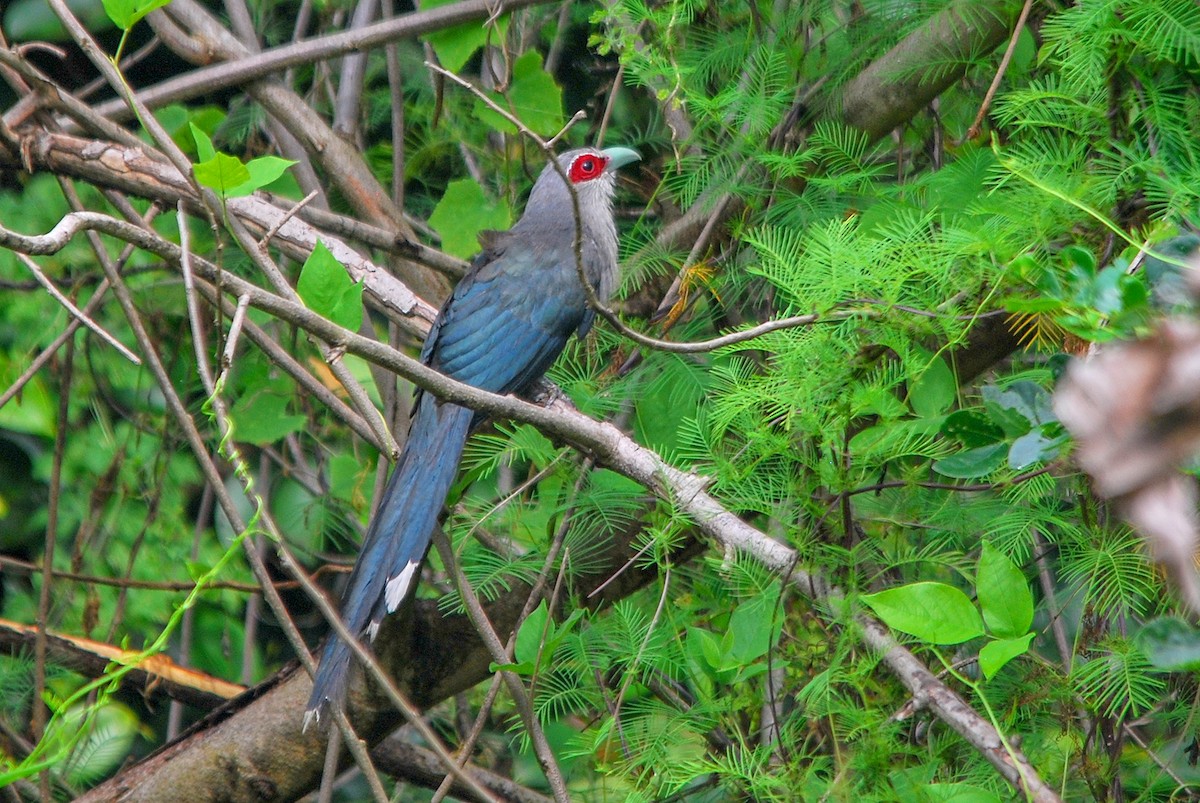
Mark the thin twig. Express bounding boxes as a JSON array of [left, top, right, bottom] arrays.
[[966, 0, 1035, 140], [15, 253, 140, 364], [434, 533, 571, 803]]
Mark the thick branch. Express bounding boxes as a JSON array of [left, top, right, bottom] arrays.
[[837, 0, 1019, 140], [0, 131, 436, 333]]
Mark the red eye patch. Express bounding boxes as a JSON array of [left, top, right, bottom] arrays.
[[569, 153, 609, 183]]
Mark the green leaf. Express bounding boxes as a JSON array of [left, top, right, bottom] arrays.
[[423, 0, 508, 72], [329, 452, 370, 506], [1135, 617, 1200, 671], [515, 600, 549, 667], [189, 123, 217, 161], [4, 0, 113, 40], [909, 355, 955, 417], [296, 242, 365, 332], [983, 382, 1054, 430], [473, 51, 564, 137], [862, 582, 984, 645], [976, 541, 1033, 638], [1008, 426, 1065, 470], [920, 782, 1005, 803], [979, 633, 1035, 680], [225, 155, 296, 197], [228, 378, 306, 445], [428, 178, 511, 259], [1060, 244, 1096, 273], [940, 410, 1004, 447], [687, 628, 726, 680], [0, 371, 56, 437], [193, 152, 250, 197], [728, 583, 782, 663], [933, 443, 1006, 479], [101, 0, 168, 30]]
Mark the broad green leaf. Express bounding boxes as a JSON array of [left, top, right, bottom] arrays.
[[296, 242, 365, 332], [977, 541, 1033, 638], [101, 0, 168, 30], [189, 123, 217, 161], [979, 633, 1034, 679], [428, 178, 511, 259], [225, 155, 296, 197], [1060, 244, 1096, 273], [228, 378, 306, 445], [329, 452, 370, 507], [940, 410, 1004, 447], [1135, 617, 1200, 671], [423, 0, 508, 72], [193, 152, 250, 196], [728, 583, 782, 663], [473, 51, 563, 137], [862, 582, 984, 645], [687, 628, 725, 678], [933, 443, 1006, 479], [515, 600, 549, 667], [909, 355, 955, 417]]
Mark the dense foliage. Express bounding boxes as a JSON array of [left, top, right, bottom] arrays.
[[2, 0, 1200, 800]]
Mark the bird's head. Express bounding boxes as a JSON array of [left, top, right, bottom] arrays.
[[525, 146, 641, 219]]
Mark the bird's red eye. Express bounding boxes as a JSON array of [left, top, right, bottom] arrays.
[[569, 153, 608, 183]]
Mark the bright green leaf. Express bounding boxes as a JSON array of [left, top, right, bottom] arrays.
[[189, 123, 217, 162], [193, 152, 250, 196], [979, 633, 1034, 679], [101, 0, 168, 30], [728, 583, 782, 663], [296, 242, 365, 332], [862, 582, 984, 645], [225, 155, 296, 197], [428, 178, 511, 259], [687, 628, 725, 677], [423, 0, 508, 72], [909, 355, 955, 417], [977, 541, 1033, 638], [515, 600, 549, 667], [983, 382, 1054, 429], [228, 379, 306, 445], [1060, 244, 1096, 273], [473, 51, 563, 137]]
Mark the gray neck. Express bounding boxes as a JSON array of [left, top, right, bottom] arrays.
[[512, 157, 619, 302]]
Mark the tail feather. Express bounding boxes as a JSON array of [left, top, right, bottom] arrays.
[[305, 394, 473, 726]]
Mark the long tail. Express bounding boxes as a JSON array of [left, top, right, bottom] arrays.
[[305, 394, 473, 727]]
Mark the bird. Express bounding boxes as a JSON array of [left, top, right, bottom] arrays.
[[305, 145, 641, 727]]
